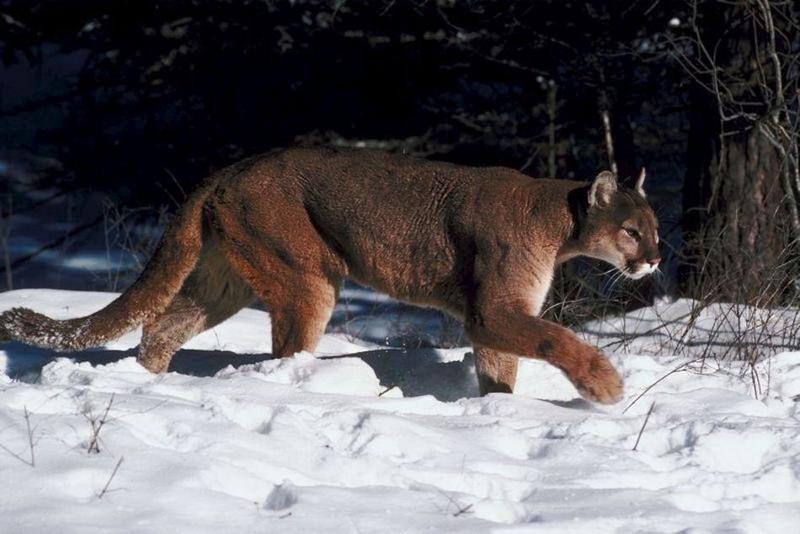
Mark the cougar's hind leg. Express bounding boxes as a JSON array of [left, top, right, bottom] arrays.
[[220, 244, 339, 357], [474, 345, 519, 395], [268, 277, 338, 357], [209, 186, 345, 358], [137, 240, 255, 373], [138, 295, 205, 373]]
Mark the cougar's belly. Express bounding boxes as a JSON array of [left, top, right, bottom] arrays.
[[340, 231, 466, 318]]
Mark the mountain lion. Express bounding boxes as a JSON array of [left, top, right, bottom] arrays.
[[0, 148, 660, 403]]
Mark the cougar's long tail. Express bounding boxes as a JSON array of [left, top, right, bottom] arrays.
[[0, 184, 212, 351]]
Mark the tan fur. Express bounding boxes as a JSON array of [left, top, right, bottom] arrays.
[[0, 147, 660, 403]]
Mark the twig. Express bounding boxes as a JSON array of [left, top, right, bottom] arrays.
[[0, 214, 103, 274], [600, 109, 618, 177], [547, 79, 558, 178], [453, 503, 473, 517], [0, 191, 12, 290], [0, 406, 37, 467], [433, 487, 473, 518], [0, 188, 71, 221], [85, 394, 115, 454], [97, 456, 124, 499], [378, 384, 398, 397], [632, 401, 655, 451], [623, 359, 702, 414], [23, 406, 35, 467], [598, 310, 698, 349]]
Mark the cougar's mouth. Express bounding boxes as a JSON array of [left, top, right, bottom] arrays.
[[622, 260, 658, 280]]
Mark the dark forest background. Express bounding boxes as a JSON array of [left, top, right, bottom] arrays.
[[1, 0, 799, 326]]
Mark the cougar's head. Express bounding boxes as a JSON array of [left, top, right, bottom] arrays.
[[581, 169, 660, 279]]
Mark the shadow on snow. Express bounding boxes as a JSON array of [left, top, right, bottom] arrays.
[[1, 342, 481, 402]]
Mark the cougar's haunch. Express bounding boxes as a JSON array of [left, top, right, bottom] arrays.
[[0, 148, 660, 403]]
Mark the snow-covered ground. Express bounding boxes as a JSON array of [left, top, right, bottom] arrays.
[[1, 290, 799, 533]]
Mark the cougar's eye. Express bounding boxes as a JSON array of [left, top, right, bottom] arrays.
[[625, 227, 640, 240]]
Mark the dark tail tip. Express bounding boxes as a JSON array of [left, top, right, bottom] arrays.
[[0, 307, 77, 349], [0, 310, 11, 342], [1, 307, 43, 338]]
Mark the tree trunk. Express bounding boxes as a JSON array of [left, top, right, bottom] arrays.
[[680, 2, 794, 303]]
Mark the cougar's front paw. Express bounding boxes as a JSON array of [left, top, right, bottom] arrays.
[[572, 349, 623, 405]]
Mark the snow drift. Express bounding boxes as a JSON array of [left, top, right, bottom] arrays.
[[0, 289, 799, 533]]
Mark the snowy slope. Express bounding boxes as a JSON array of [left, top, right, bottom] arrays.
[[1, 290, 799, 533]]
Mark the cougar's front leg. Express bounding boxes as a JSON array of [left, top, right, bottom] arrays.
[[466, 308, 622, 404], [474, 345, 518, 395], [464, 255, 622, 404]]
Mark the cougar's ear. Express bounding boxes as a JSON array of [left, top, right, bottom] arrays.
[[634, 167, 647, 198], [588, 170, 618, 208]]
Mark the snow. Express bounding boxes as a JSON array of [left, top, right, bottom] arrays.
[[1, 290, 799, 532]]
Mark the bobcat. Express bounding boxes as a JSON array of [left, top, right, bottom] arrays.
[[0, 148, 660, 403]]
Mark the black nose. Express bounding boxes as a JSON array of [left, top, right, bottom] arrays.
[[646, 257, 661, 267]]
